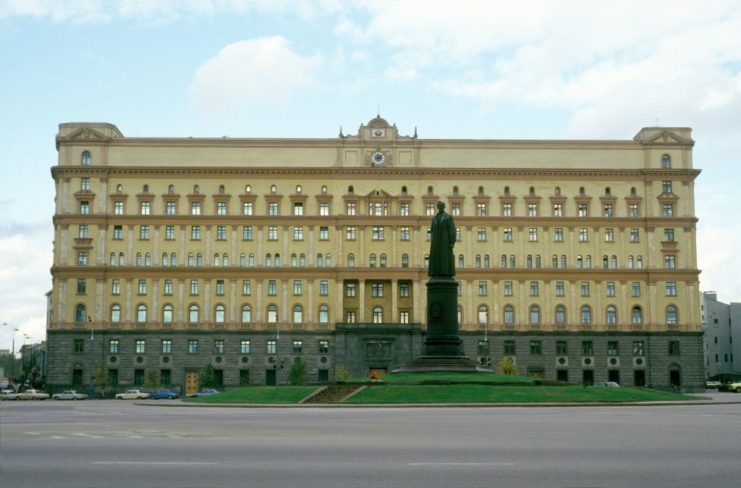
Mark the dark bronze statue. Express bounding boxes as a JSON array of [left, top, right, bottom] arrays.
[[428, 201, 456, 277]]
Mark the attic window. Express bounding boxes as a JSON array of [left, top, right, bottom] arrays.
[[529, 186, 535, 196], [81, 151, 92, 166], [662, 154, 671, 168], [193, 185, 200, 194], [504, 186, 510, 196], [453, 186, 459, 195], [270, 185, 277, 194], [427, 185, 433, 194], [168, 184, 175, 193], [631, 187, 637, 196], [116, 184, 123, 193], [296, 185, 302, 194], [219, 185, 225, 194], [605, 187, 611, 196], [478, 186, 484, 195], [555, 186, 561, 196], [321, 185, 327, 194], [579, 187, 585, 196], [143, 184, 149, 193], [348, 185, 354, 194], [402, 185, 407, 195], [245, 185, 252, 193]]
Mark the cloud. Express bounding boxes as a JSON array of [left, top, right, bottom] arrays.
[[189, 36, 323, 114]]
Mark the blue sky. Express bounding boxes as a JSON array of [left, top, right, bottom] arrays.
[[1, 0, 740, 353]]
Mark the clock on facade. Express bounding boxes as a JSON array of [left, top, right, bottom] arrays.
[[371, 151, 386, 165]]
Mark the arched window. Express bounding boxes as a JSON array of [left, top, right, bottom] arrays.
[[555, 186, 561, 196], [75, 304, 86, 323], [143, 184, 149, 193], [555, 305, 566, 325], [603, 255, 609, 269], [501, 254, 508, 268], [510, 255, 516, 268], [316, 254, 323, 267], [628, 255, 634, 268], [453, 185, 459, 194], [214, 254, 221, 267], [527, 255, 533, 268], [265, 254, 272, 267], [188, 304, 199, 324], [576, 255, 583, 269], [379, 253, 387, 268], [188, 253, 194, 267], [168, 184, 175, 193], [427, 185, 434, 194], [475, 255, 482, 268], [274, 254, 281, 267], [137, 304, 147, 323], [291, 254, 297, 267], [369, 254, 377, 267], [535, 255, 541, 268], [223, 253, 229, 266], [110, 252, 116, 266], [245, 184, 252, 193], [503, 305, 515, 326], [218, 184, 225, 194], [267, 304, 278, 323], [293, 305, 303, 324], [458, 254, 464, 268], [118, 252, 124, 266], [504, 186, 510, 195], [580, 305, 592, 324], [372, 306, 383, 324], [636, 256, 643, 269], [145, 253, 151, 267], [136, 253, 143, 267], [606, 306, 617, 325], [631, 306, 642, 324], [241, 305, 251, 323], [478, 305, 489, 325], [321, 185, 327, 194], [162, 304, 173, 323], [484, 255, 490, 268], [605, 187, 611, 196], [325, 254, 332, 267], [81, 150, 92, 165], [552, 255, 559, 269], [348, 185, 354, 194], [611, 255, 618, 269], [347, 253, 355, 267], [214, 304, 225, 324], [401, 185, 408, 194], [401, 254, 409, 267], [170, 252, 177, 267], [662, 153, 671, 168], [666, 305, 678, 325], [424, 254, 430, 268], [529, 305, 540, 325], [585, 255, 591, 268], [162, 253, 169, 267], [196, 253, 203, 267], [319, 305, 329, 324], [299, 254, 305, 266], [193, 184, 200, 194], [561, 255, 567, 268], [270, 184, 277, 193], [111, 304, 121, 323], [457, 305, 463, 324]]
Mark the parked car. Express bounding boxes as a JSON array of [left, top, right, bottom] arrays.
[[17, 389, 50, 400], [0, 389, 19, 401], [189, 388, 220, 398], [705, 380, 722, 389], [115, 389, 151, 400], [725, 381, 741, 393], [150, 389, 179, 400], [52, 390, 87, 400], [592, 381, 620, 388]]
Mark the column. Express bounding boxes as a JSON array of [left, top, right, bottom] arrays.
[[359, 281, 366, 322]]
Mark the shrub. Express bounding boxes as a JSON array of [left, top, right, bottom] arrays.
[[495, 357, 519, 376]]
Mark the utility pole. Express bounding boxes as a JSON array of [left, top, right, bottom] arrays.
[[1, 323, 18, 376]]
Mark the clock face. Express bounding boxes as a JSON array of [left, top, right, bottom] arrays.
[[372, 151, 385, 165]]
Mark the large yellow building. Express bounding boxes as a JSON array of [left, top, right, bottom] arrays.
[[46, 116, 704, 393]]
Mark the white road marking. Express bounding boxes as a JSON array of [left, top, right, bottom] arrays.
[[408, 462, 515, 467], [72, 433, 103, 438], [92, 461, 220, 466]]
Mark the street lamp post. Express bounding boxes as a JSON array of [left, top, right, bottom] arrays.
[[21, 333, 30, 382], [1, 323, 18, 376]]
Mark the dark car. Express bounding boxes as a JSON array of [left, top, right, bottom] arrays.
[[189, 388, 220, 398], [150, 389, 180, 400]]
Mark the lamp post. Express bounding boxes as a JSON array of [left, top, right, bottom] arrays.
[[1, 323, 18, 376], [21, 333, 30, 382]]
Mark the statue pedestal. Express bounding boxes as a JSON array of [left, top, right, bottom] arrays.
[[392, 277, 491, 374]]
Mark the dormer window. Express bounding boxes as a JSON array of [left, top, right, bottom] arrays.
[[81, 151, 92, 166]]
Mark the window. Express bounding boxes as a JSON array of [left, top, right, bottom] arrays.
[[503, 305, 514, 326], [399, 282, 410, 298], [268, 202, 278, 216], [139, 225, 150, 240], [580, 281, 590, 297], [662, 154, 671, 168], [372, 226, 385, 240], [478, 306, 489, 325], [579, 228, 589, 242], [214, 280, 225, 296], [476, 203, 487, 216], [135, 339, 146, 354], [477, 227, 487, 241], [190, 225, 201, 240], [76, 278, 86, 294], [267, 280, 277, 296], [582, 341, 593, 355], [555, 281, 565, 297], [527, 203, 537, 217], [630, 228, 640, 243], [319, 305, 329, 324], [580, 306, 592, 324], [662, 204, 674, 218], [292, 340, 303, 354], [401, 254, 409, 267], [191, 201, 202, 215], [529, 281, 539, 297], [502, 203, 512, 217], [604, 228, 614, 242], [425, 203, 435, 216], [73, 339, 84, 353], [346, 202, 357, 215], [77, 252, 88, 266], [666, 305, 678, 325], [504, 281, 513, 297], [666, 281, 677, 297], [372, 282, 384, 297], [662, 180, 673, 194], [399, 202, 409, 216], [138, 279, 147, 295], [140, 201, 151, 215], [555, 341, 568, 355], [530, 340, 542, 354], [345, 226, 356, 240], [317, 226, 329, 241], [187, 340, 198, 354], [632, 341, 644, 356], [319, 202, 330, 216], [190, 280, 199, 295], [372, 306, 383, 324], [293, 202, 303, 216], [606, 306, 617, 325], [478, 281, 488, 296], [110, 304, 120, 323], [631, 306, 642, 324], [629, 204, 639, 218], [604, 204, 614, 217], [606, 281, 616, 297], [631, 282, 641, 297], [663, 228, 675, 242], [109, 339, 120, 354], [503, 228, 513, 242], [553, 203, 563, 217], [293, 280, 302, 295], [112, 225, 123, 240], [504, 340, 516, 355], [553, 228, 563, 242], [607, 341, 619, 356], [577, 203, 588, 217], [242, 226, 253, 241], [188, 305, 199, 323], [529, 306, 540, 325], [112, 279, 120, 295], [664, 255, 676, 269], [162, 304, 173, 323], [555, 305, 566, 325], [668, 340, 681, 355], [165, 201, 177, 216], [267, 226, 278, 240], [528, 228, 538, 242], [81, 150, 92, 165], [346, 282, 356, 297], [113, 201, 124, 215]]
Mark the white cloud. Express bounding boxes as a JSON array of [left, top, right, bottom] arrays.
[[189, 36, 323, 114]]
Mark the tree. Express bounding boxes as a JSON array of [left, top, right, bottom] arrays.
[[289, 358, 308, 386], [92, 361, 110, 396], [144, 368, 160, 390], [334, 364, 351, 382], [201, 364, 219, 388], [495, 357, 518, 376]]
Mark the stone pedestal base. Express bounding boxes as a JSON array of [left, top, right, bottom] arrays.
[[392, 356, 491, 373]]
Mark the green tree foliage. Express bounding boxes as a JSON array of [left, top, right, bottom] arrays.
[[334, 364, 351, 382], [495, 357, 519, 376], [144, 368, 160, 390], [92, 361, 110, 393], [289, 358, 308, 386], [201, 364, 219, 388]]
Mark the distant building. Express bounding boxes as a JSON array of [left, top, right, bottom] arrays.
[[701, 292, 741, 379], [46, 117, 704, 393]]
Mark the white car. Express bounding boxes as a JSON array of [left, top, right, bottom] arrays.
[[53, 390, 87, 400], [17, 389, 50, 400], [115, 389, 151, 400], [0, 389, 19, 400]]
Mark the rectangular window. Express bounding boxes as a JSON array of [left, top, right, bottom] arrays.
[[165, 201, 177, 215], [399, 283, 410, 298], [214, 339, 224, 354], [78, 224, 89, 238], [190, 225, 201, 240], [669, 341, 681, 356], [370, 226, 384, 241], [293, 280, 302, 295], [529, 281, 539, 297], [528, 227, 538, 242], [188, 340, 198, 354], [527, 203, 537, 217], [504, 340, 516, 355], [346, 282, 356, 297], [80, 201, 90, 214], [633, 341, 644, 356], [293, 202, 303, 216], [292, 340, 303, 354], [580, 281, 590, 297], [135, 339, 146, 354], [139, 225, 150, 240], [109, 339, 120, 354], [555, 281, 565, 297], [76, 278, 86, 294], [346, 202, 357, 215], [73, 339, 84, 353], [502, 203, 512, 217], [426, 203, 436, 216], [604, 228, 614, 242], [372, 282, 384, 297], [267, 226, 278, 240], [477, 227, 487, 241], [553, 203, 563, 217], [345, 311, 356, 323], [503, 228, 513, 242], [242, 225, 253, 241], [242, 280, 251, 296], [476, 203, 487, 216], [579, 228, 589, 242], [604, 204, 613, 217], [319, 202, 330, 216], [216, 225, 227, 240], [138, 279, 147, 295], [318, 340, 329, 354], [268, 202, 278, 216], [451, 203, 461, 216], [530, 340, 542, 355], [216, 280, 225, 296], [629, 203, 639, 218], [189, 280, 199, 295], [345, 226, 356, 241], [81, 177, 90, 191], [662, 180, 673, 194], [243, 202, 253, 215], [478, 281, 487, 296], [578, 203, 588, 217], [664, 228, 675, 242], [163, 279, 173, 296], [267, 280, 277, 296], [162, 339, 172, 354], [240, 340, 251, 354], [478, 340, 489, 355], [140, 201, 151, 215], [630, 228, 640, 243], [399, 226, 410, 241], [320, 280, 329, 296], [112, 279, 120, 295], [113, 225, 123, 240], [662, 204, 674, 218], [266, 340, 277, 355], [319, 226, 329, 240], [664, 255, 676, 269], [556, 341, 568, 355], [504, 281, 513, 297], [113, 201, 124, 215], [607, 341, 619, 356], [165, 225, 175, 240], [399, 202, 409, 216], [666, 281, 677, 297], [582, 341, 593, 356], [191, 201, 201, 215], [606, 281, 616, 297], [553, 228, 564, 242], [631, 282, 641, 297], [77, 252, 88, 266]]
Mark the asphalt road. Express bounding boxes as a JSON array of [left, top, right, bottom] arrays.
[[2, 399, 741, 488]]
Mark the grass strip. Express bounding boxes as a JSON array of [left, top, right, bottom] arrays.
[[183, 386, 319, 404]]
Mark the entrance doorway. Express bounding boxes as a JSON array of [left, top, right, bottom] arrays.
[[670, 366, 681, 388], [608, 370, 620, 384], [634, 370, 646, 387], [185, 371, 199, 396], [582, 370, 594, 386], [266, 369, 276, 386]]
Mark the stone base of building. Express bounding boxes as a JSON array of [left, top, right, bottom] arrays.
[[392, 355, 492, 373]]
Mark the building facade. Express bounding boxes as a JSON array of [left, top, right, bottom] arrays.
[[47, 117, 704, 393], [701, 292, 741, 380]]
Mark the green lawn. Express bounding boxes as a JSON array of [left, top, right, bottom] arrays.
[[183, 386, 319, 404], [382, 371, 537, 384], [343, 384, 703, 404]]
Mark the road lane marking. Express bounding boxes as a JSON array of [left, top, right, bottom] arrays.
[[93, 461, 220, 466], [408, 462, 515, 467]]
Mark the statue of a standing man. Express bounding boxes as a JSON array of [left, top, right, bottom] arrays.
[[428, 201, 456, 277]]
